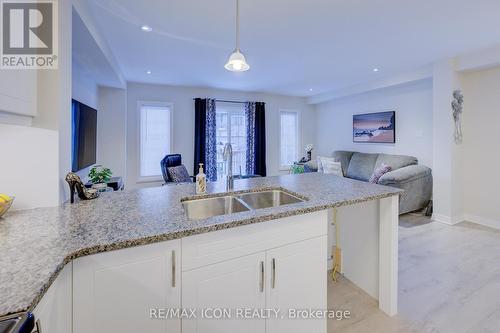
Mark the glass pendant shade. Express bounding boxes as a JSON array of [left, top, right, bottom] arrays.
[[225, 49, 250, 72]]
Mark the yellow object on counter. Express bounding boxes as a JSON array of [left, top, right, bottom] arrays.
[[0, 194, 14, 218], [0, 194, 12, 203]]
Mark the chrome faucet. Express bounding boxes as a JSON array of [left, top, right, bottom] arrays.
[[223, 143, 234, 191]]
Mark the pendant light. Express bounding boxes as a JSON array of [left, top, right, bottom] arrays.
[[225, 0, 250, 72]]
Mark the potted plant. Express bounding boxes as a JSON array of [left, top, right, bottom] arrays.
[[89, 165, 112, 191]]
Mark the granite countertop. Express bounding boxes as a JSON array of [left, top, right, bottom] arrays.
[[0, 173, 402, 316]]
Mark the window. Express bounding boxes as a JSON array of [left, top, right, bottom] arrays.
[[280, 110, 299, 169], [138, 102, 173, 180], [216, 102, 247, 178]]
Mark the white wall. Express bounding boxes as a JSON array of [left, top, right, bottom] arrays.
[[72, 62, 98, 109], [431, 59, 464, 225], [0, 125, 59, 210], [123, 82, 315, 188], [97, 87, 127, 181], [57, 0, 73, 204], [461, 66, 500, 229], [314, 79, 434, 167], [33, 0, 73, 203]]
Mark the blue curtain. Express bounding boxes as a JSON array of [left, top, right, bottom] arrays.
[[245, 101, 266, 177], [254, 102, 267, 177], [193, 98, 207, 176]]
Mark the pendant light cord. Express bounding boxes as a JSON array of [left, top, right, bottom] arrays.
[[235, 0, 240, 50]]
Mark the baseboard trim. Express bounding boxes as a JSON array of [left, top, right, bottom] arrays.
[[463, 214, 500, 230], [432, 213, 463, 225], [432, 213, 500, 230]]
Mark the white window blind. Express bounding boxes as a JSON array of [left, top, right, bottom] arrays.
[[280, 111, 299, 168], [139, 104, 172, 178]]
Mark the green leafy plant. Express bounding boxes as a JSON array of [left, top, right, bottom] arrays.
[[290, 164, 305, 174], [89, 165, 112, 184]]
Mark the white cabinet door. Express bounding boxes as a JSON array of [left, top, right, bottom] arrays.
[[73, 240, 181, 333], [182, 253, 266, 333], [32, 264, 72, 333], [266, 236, 328, 333]]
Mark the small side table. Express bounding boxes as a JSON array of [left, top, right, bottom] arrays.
[[85, 177, 124, 191]]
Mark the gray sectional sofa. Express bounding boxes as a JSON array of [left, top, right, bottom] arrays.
[[306, 151, 432, 214]]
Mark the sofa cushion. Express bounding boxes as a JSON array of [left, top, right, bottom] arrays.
[[332, 151, 354, 176], [374, 153, 417, 171], [346, 152, 379, 181]]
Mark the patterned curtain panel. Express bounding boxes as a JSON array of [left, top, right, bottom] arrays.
[[205, 99, 217, 181], [245, 102, 256, 175]]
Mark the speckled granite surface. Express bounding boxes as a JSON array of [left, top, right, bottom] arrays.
[[0, 173, 401, 316]]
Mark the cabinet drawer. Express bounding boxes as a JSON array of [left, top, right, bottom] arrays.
[[182, 210, 327, 271]]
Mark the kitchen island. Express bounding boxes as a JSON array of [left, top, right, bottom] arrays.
[[0, 173, 401, 332]]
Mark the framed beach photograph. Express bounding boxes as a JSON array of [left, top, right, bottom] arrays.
[[353, 111, 396, 143]]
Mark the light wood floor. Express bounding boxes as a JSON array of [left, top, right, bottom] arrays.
[[328, 213, 500, 333]]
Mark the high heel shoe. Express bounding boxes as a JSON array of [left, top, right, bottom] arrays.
[[65, 172, 100, 203]]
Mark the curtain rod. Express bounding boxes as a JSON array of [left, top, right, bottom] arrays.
[[193, 98, 265, 105], [216, 99, 247, 104]]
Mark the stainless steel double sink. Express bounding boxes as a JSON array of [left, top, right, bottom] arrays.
[[182, 189, 305, 220]]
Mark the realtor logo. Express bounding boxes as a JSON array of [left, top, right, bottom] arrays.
[[1, 0, 58, 69]]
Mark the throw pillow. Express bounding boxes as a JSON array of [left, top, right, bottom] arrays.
[[317, 156, 337, 173], [322, 160, 343, 177], [167, 165, 191, 183], [369, 163, 392, 184]]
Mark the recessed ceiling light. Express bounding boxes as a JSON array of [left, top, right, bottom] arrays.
[[309, 88, 313, 92], [141, 25, 152, 32], [373, 68, 379, 72], [146, 70, 152, 74]]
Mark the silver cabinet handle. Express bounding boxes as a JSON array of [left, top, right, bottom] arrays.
[[171, 250, 176, 288], [271, 258, 276, 289], [260, 261, 264, 293]]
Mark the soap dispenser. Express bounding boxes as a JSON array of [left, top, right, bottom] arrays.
[[196, 163, 207, 194]]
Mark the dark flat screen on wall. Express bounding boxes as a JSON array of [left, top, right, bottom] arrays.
[[71, 99, 97, 171]]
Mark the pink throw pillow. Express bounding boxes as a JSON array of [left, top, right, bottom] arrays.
[[369, 163, 392, 184]]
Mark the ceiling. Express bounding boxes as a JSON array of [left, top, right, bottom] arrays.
[[73, 9, 124, 88], [83, 0, 500, 96]]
